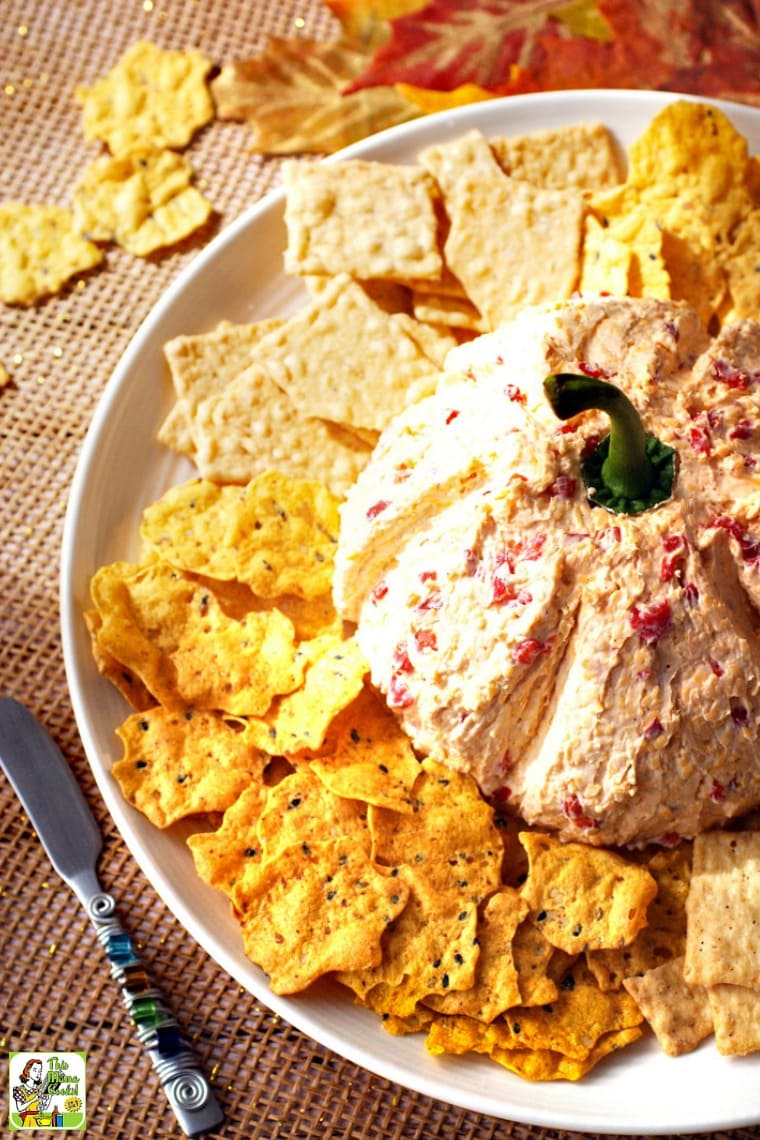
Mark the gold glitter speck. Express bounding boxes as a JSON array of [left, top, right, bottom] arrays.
[[18, 24, 29, 37], [5, 85, 16, 96], [294, 16, 306, 27], [143, 0, 154, 9], [51, 346, 63, 358]]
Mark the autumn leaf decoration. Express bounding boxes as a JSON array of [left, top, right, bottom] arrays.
[[212, 0, 760, 154]]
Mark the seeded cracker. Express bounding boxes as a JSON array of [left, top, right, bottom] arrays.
[[0, 203, 103, 305], [684, 830, 760, 989], [707, 983, 760, 1055], [623, 956, 713, 1057], [75, 40, 214, 157], [72, 150, 213, 256], [283, 158, 442, 282]]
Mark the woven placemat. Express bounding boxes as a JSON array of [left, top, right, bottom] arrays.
[[1, 2, 758, 1138]]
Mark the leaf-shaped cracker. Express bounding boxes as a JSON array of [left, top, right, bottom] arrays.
[[75, 40, 213, 156], [211, 36, 419, 154], [0, 203, 103, 305]]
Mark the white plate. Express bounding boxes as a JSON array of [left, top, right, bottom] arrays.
[[61, 90, 760, 1134]]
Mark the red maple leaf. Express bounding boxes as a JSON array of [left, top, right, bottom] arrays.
[[344, 0, 760, 104]]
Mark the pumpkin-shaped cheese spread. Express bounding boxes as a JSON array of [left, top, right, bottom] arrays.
[[333, 296, 760, 847]]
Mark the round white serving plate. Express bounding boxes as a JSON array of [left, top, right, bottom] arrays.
[[61, 89, 760, 1134]]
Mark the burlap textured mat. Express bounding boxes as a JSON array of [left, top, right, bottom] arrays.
[[1, 1, 758, 1137]]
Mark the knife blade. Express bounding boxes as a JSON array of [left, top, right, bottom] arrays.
[[0, 697, 224, 1137]]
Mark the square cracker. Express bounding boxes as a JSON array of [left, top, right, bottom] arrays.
[[623, 956, 713, 1057], [283, 158, 442, 282], [236, 274, 440, 432], [707, 982, 760, 1055], [684, 830, 760, 989], [490, 122, 624, 191], [420, 130, 585, 330]]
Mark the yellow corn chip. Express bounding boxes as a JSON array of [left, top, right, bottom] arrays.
[[243, 634, 368, 754], [339, 864, 480, 1015], [238, 836, 410, 994], [84, 609, 155, 711], [580, 214, 631, 297], [424, 888, 528, 1022], [89, 560, 303, 714], [368, 758, 502, 903], [0, 202, 103, 305], [187, 785, 269, 897], [254, 766, 369, 864], [519, 831, 657, 954], [72, 149, 213, 256], [75, 40, 214, 156], [139, 480, 242, 580], [305, 686, 421, 811], [113, 706, 270, 828], [586, 842, 692, 992], [224, 470, 340, 599], [487, 1026, 643, 1082]]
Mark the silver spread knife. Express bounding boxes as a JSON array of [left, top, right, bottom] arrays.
[[0, 697, 224, 1137]]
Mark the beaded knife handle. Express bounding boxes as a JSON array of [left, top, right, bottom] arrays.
[[0, 698, 224, 1137]]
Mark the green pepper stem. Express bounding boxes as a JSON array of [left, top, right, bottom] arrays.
[[544, 373, 654, 500]]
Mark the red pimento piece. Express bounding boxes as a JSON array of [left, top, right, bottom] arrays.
[[419, 570, 437, 583], [578, 360, 613, 380], [392, 643, 414, 673], [505, 383, 526, 404], [660, 533, 687, 582], [512, 636, 553, 665], [643, 717, 664, 739], [656, 831, 682, 848], [388, 674, 414, 709], [445, 409, 460, 425], [713, 358, 753, 390], [413, 627, 437, 652], [547, 474, 577, 499], [416, 589, 443, 613], [688, 423, 711, 457], [491, 579, 532, 607], [710, 780, 726, 802], [491, 785, 512, 805], [709, 657, 724, 677], [630, 599, 672, 645], [371, 580, 388, 604], [562, 793, 594, 829], [708, 514, 746, 542], [731, 702, 750, 727], [729, 418, 754, 440], [367, 499, 390, 520], [683, 582, 700, 608]]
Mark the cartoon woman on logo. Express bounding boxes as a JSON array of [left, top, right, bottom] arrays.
[[12, 1058, 51, 1127]]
